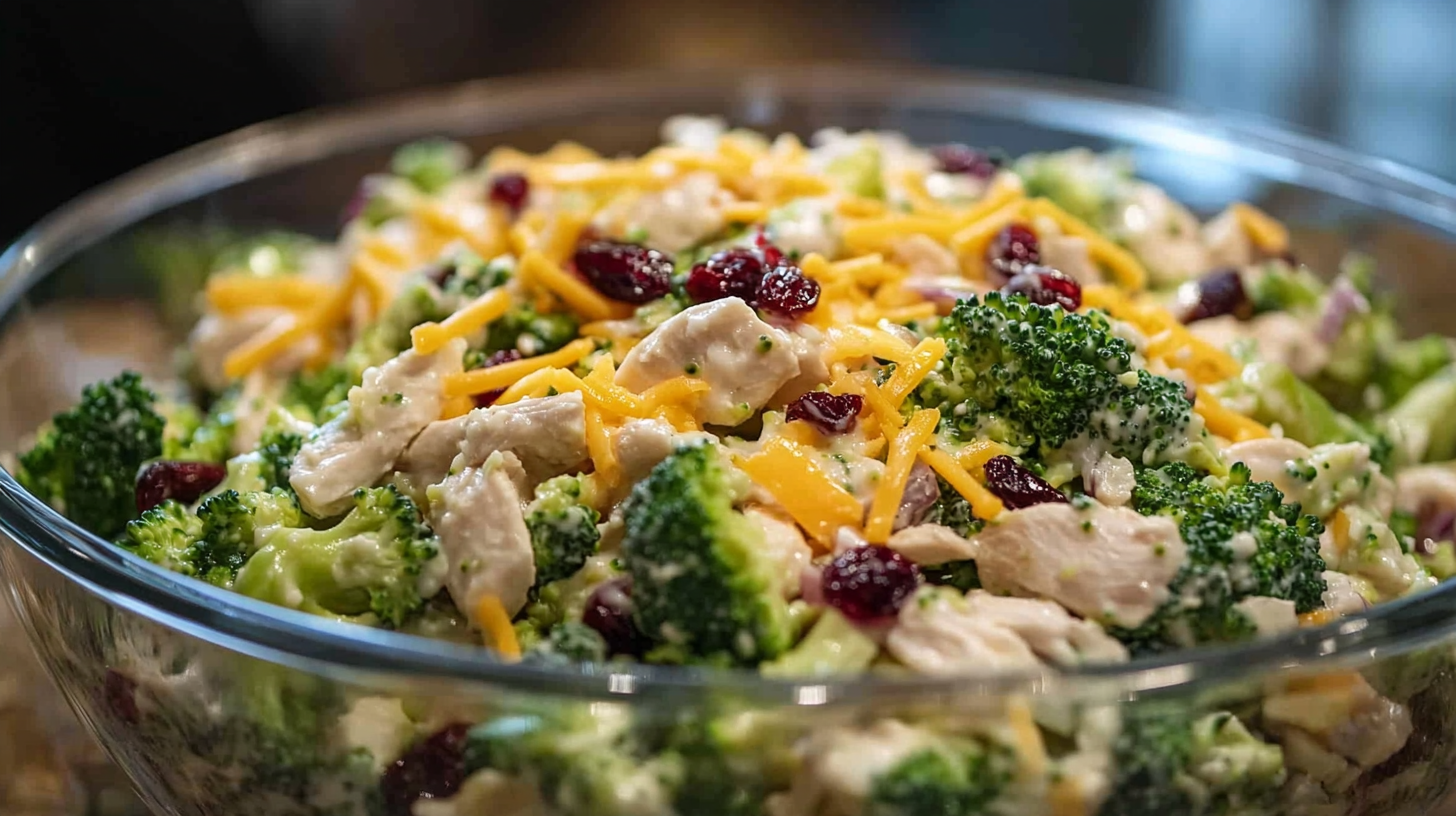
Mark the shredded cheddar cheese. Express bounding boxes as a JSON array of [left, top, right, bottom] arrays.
[[739, 437, 866, 548], [518, 250, 632, 322], [585, 407, 619, 487], [410, 287, 513, 355], [205, 275, 334, 315], [880, 337, 947, 408], [444, 338, 596, 398], [919, 447, 1004, 520], [865, 408, 940, 542], [1195, 388, 1272, 442], [1231, 201, 1290, 255], [475, 595, 522, 660]]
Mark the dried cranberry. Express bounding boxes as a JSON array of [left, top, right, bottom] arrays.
[[583, 577, 650, 657], [786, 391, 863, 435], [488, 172, 530, 215], [685, 249, 766, 304], [821, 545, 920, 622], [103, 670, 139, 725], [380, 723, 472, 816], [135, 461, 228, 513], [987, 223, 1041, 275], [931, 144, 999, 179], [471, 349, 524, 408], [754, 229, 786, 266], [1182, 268, 1252, 324], [1003, 265, 1082, 311], [573, 240, 673, 304], [982, 455, 1068, 510], [755, 264, 820, 318]]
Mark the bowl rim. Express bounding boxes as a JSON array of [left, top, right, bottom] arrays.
[[5, 64, 1456, 704]]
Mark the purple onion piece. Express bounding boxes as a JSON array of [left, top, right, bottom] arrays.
[[1317, 279, 1371, 345], [893, 462, 941, 532]]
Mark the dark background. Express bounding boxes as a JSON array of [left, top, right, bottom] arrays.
[[5, 0, 1456, 243]]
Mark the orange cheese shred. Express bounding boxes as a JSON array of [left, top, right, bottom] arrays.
[[881, 337, 948, 408], [919, 447, 1004, 521], [865, 408, 940, 542], [739, 437, 866, 549], [475, 595, 521, 660], [1025, 198, 1148, 291], [205, 275, 335, 315], [1194, 388, 1271, 442], [223, 269, 358, 379], [518, 250, 632, 322], [410, 287, 514, 355], [585, 407, 619, 487], [444, 338, 596, 398], [954, 438, 1011, 475], [1230, 202, 1290, 255], [825, 324, 915, 365], [492, 367, 583, 406]]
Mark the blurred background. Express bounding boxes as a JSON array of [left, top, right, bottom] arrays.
[[6, 0, 1456, 243]]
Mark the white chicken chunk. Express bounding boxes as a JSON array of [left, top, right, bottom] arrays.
[[1395, 464, 1456, 519], [397, 392, 589, 494], [886, 588, 1127, 675], [1234, 596, 1298, 636], [974, 503, 1186, 628], [890, 235, 959, 280], [1226, 438, 1390, 520], [1117, 183, 1210, 286], [1264, 673, 1412, 771], [769, 721, 936, 816], [428, 451, 537, 621], [1201, 207, 1255, 268], [1190, 312, 1329, 379], [886, 523, 979, 565], [765, 196, 839, 259], [1320, 570, 1372, 616], [603, 172, 730, 254], [615, 299, 802, 426], [289, 339, 465, 518]]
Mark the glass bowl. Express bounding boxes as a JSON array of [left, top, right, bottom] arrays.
[[4, 67, 1456, 816]]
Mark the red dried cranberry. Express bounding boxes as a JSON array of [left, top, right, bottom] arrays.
[[488, 172, 530, 215], [103, 669, 139, 725], [755, 264, 820, 318], [583, 577, 650, 657], [786, 391, 864, 435], [987, 223, 1041, 275], [821, 545, 920, 622], [1182, 268, 1252, 323], [471, 350, 523, 408], [754, 228, 786, 266], [1003, 265, 1082, 311], [380, 723, 472, 816], [982, 455, 1068, 510], [573, 240, 673, 304], [135, 461, 228, 513], [685, 249, 766, 304], [931, 144, 999, 179]]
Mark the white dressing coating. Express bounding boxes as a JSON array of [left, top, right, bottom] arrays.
[[290, 338, 466, 518], [597, 171, 731, 253], [1190, 312, 1330, 379], [615, 299, 802, 426], [975, 503, 1187, 628], [769, 721, 937, 816]]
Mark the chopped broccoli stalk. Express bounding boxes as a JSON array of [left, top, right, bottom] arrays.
[[760, 608, 879, 677], [1380, 365, 1456, 464], [866, 737, 1015, 816], [483, 305, 580, 357], [911, 294, 1214, 469], [1245, 261, 1325, 314], [1419, 541, 1456, 581], [1230, 362, 1390, 460], [390, 138, 470, 194], [117, 499, 205, 575], [465, 705, 676, 816], [1113, 462, 1326, 653], [620, 443, 792, 666], [663, 710, 800, 816], [18, 372, 165, 539], [210, 231, 318, 278], [234, 485, 444, 627], [1376, 334, 1453, 408], [194, 489, 303, 588], [525, 476, 602, 588], [1101, 708, 1284, 816], [825, 142, 885, 199], [1013, 148, 1133, 232]]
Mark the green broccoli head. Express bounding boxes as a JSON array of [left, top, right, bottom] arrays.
[[523, 621, 610, 666], [234, 485, 444, 627], [867, 737, 1016, 816], [482, 304, 580, 357], [442, 250, 514, 299], [161, 389, 238, 464], [390, 138, 470, 194], [1113, 462, 1326, 653], [280, 364, 354, 425], [662, 709, 802, 816], [342, 275, 450, 380], [1101, 708, 1284, 816], [18, 371, 165, 539], [912, 293, 1206, 466], [526, 476, 602, 588], [117, 499, 206, 576], [1013, 148, 1134, 231], [210, 231, 318, 278], [194, 489, 303, 588], [620, 443, 792, 666]]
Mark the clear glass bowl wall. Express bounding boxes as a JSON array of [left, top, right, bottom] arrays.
[[3, 68, 1456, 816]]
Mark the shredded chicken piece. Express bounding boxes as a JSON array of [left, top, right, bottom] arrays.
[[429, 452, 537, 621]]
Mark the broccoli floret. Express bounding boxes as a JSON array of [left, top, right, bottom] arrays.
[[920, 560, 982, 592], [211, 231, 318, 278], [1014, 148, 1134, 232], [233, 485, 444, 627], [162, 390, 238, 463], [662, 710, 800, 816], [280, 364, 354, 425], [922, 475, 985, 539], [866, 737, 1015, 816], [194, 489, 303, 588], [465, 705, 678, 816], [620, 443, 792, 666], [526, 476, 602, 588], [390, 138, 470, 194], [523, 621, 609, 666], [482, 304, 580, 357], [1113, 462, 1326, 652], [18, 372, 165, 539], [117, 499, 205, 575], [912, 294, 1210, 467], [1101, 708, 1284, 816], [442, 250, 514, 299], [521, 553, 622, 636], [256, 426, 305, 492], [760, 609, 879, 677], [341, 275, 450, 380]]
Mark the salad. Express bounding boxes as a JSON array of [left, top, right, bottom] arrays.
[[13, 117, 1456, 816]]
